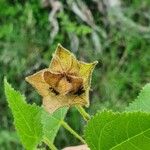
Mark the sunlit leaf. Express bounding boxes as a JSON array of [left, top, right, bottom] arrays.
[[84, 110, 150, 150], [4, 78, 42, 150]]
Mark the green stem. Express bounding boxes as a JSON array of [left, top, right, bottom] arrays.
[[61, 120, 86, 144], [75, 105, 90, 121], [43, 137, 57, 150]]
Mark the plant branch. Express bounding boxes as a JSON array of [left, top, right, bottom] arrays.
[[75, 105, 90, 121], [43, 137, 57, 150], [61, 120, 86, 144]]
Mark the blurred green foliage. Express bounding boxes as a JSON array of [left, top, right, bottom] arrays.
[[0, 0, 150, 149]]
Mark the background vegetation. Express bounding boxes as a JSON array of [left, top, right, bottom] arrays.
[[0, 0, 150, 149]]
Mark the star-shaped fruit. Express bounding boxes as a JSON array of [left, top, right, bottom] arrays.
[[25, 44, 97, 113]]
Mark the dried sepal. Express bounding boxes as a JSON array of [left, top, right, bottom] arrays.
[[25, 69, 50, 97], [25, 44, 97, 113]]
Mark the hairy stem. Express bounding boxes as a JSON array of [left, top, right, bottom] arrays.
[[75, 105, 90, 121], [61, 120, 86, 144]]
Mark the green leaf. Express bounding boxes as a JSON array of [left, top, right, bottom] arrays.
[[42, 107, 68, 142], [4, 79, 68, 149], [84, 110, 150, 150], [126, 83, 150, 112], [4, 79, 42, 150]]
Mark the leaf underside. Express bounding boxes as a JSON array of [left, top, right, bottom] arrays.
[[85, 111, 150, 150], [42, 107, 68, 142]]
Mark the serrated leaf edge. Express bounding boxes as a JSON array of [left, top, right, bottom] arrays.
[[125, 83, 150, 111]]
